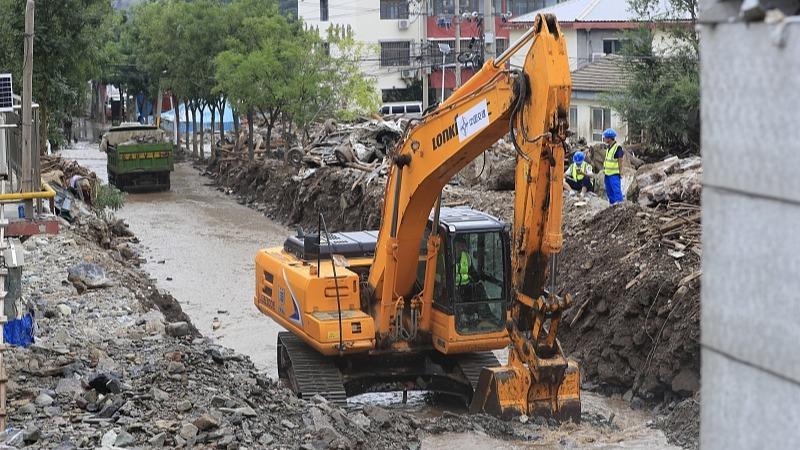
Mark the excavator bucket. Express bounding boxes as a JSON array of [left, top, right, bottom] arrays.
[[469, 359, 581, 422]]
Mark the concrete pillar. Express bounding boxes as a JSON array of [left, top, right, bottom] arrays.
[[700, 2, 800, 448]]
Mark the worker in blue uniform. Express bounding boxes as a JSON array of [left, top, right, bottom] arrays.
[[602, 128, 624, 204]]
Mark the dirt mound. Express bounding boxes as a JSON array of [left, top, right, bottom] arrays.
[[557, 203, 700, 403], [658, 393, 700, 449]]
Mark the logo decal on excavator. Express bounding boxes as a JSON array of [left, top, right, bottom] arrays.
[[432, 121, 458, 151], [282, 269, 303, 326], [458, 99, 489, 142]]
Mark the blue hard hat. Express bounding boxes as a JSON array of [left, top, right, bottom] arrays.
[[602, 128, 617, 139], [573, 151, 585, 164]]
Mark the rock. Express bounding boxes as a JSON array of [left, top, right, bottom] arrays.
[[179, 423, 199, 440], [101, 430, 117, 447], [193, 413, 221, 431], [18, 402, 37, 415], [671, 368, 700, 395], [176, 400, 193, 412], [44, 406, 63, 416], [55, 376, 83, 397], [151, 387, 170, 402], [166, 321, 190, 337], [281, 419, 298, 429], [22, 426, 40, 444], [35, 392, 54, 406], [57, 304, 72, 317], [88, 373, 122, 394], [67, 262, 112, 290], [167, 361, 186, 374], [259, 433, 274, 446], [631, 397, 646, 410], [220, 434, 236, 445], [349, 411, 371, 429], [115, 431, 136, 447], [235, 406, 256, 417], [363, 405, 391, 427], [622, 389, 634, 403], [210, 395, 229, 407], [148, 432, 166, 447]]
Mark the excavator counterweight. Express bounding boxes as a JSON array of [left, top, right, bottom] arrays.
[[254, 13, 580, 421]]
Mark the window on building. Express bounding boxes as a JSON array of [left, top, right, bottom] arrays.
[[569, 106, 578, 131], [603, 39, 622, 55], [495, 38, 508, 55], [433, 0, 485, 15], [380, 0, 409, 19], [380, 41, 411, 67], [320, 0, 329, 21], [591, 107, 611, 142], [429, 39, 456, 65]]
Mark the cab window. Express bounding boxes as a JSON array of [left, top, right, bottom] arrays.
[[452, 231, 506, 334]]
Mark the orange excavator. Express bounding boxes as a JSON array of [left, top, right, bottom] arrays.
[[254, 13, 580, 420]]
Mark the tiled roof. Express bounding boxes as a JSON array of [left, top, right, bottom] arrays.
[[511, 0, 692, 23], [571, 54, 631, 92]]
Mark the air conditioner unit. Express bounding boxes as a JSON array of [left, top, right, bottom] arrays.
[[591, 52, 606, 62], [400, 69, 417, 79], [0, 74, 12, 113], [397, 19, 409, 30]]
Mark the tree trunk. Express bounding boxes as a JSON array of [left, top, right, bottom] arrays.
[[172, 93, 180, 146], [233, 108, 240, 136], [210, 105, 216, 159], [191, 104, 198, 157], [218, 97, 226, 144], [184, 99, 190, 152], [247, 108, 254, 161], [198, 102, 206, 160]]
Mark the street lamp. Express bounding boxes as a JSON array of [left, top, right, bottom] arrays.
[[437, 43, 451, 104]]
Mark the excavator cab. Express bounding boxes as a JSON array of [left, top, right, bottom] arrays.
[[424, 208, 510, 336]]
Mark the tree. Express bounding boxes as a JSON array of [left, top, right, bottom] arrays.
[[602, 0, 699, 155], [0, 0, 114, 152]]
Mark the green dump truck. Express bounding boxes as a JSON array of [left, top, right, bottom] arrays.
[[101, 123, 173, 191]]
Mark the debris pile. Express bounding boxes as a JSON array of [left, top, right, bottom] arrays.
[[297, 119, 404, 168], [557, 202, 700, 402], [634, 156, 702, 207], [3, 219, 553, 449]]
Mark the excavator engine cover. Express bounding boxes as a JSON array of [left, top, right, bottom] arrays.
[[469, 359, 581, 422]]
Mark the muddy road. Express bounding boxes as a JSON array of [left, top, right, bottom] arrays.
[[60, 143, 288, 372], [59, 140, 682, 449]]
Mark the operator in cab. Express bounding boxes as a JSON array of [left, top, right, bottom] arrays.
[[563, 151, 593, 197], [602, 128, 624, 205], [454, 237, 477, 296]]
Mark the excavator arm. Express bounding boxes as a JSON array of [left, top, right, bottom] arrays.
[[367, 14, 580, 420]]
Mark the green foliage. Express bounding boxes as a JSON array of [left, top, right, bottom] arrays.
[[602, 0, 699, 155], [0, 0, 114, 151], [93, 182, 126, 212]]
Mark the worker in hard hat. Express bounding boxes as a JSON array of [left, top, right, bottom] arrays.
[[602, 128, 624, 205], [563, 151, 593, 197]]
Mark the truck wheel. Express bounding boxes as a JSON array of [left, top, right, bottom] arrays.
[[285, 148, 304, 167]]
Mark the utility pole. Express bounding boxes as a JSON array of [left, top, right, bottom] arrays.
[[454, 0, 461, 89], [483, 0, 496, 60], [421, 1, 429, 110], [21, 0, 34, 218]]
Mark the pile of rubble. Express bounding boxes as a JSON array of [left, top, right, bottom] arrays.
[[633, 156, 702, 207], [5, 213, 562, 449]]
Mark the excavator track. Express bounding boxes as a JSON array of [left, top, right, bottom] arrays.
[[456, 351, 502, 392], [277, 332, 347, 405]]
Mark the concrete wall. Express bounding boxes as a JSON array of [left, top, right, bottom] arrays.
[[700, 3, 800, 448], [300, 0, 424, 92]]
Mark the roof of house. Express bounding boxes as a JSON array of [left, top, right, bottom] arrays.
[[571, 54, 631, 92], [510, 0, 692, 24]]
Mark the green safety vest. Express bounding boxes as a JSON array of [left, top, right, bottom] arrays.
[[604, 143, 621, 176], [570, 161, 591, 181], [456, 251, 471, 286]]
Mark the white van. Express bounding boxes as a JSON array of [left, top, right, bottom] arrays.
[[379, 102, 423, 118]]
